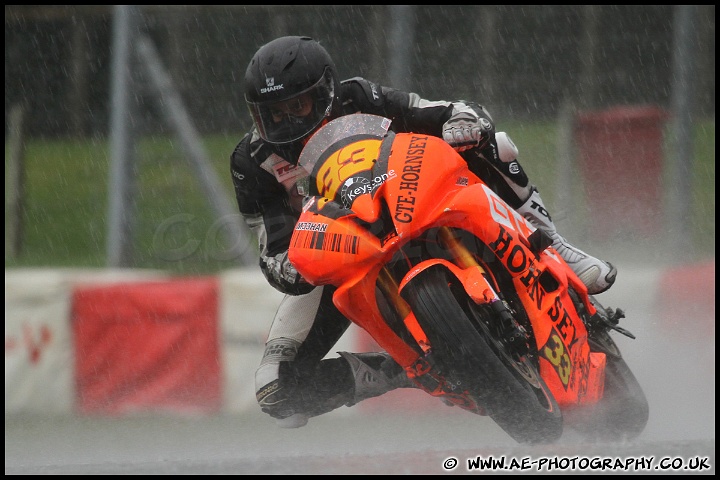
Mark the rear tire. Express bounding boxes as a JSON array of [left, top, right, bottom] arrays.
[[564, 296, 649, 441], [402, 265, 563, 444]]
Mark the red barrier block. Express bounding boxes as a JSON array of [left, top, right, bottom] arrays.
[[656, 260, 715, 337], [72, 277, 221, 415], [575, 105, 669, 240]]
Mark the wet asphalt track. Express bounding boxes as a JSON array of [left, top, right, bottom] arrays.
[[4, 408, 715, 475], [5, 265, 715, 474]]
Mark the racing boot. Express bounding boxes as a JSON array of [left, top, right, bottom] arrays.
[[339, 351, 417, 405], [516, 187, 617, 294], [261, 350, 415, 429]]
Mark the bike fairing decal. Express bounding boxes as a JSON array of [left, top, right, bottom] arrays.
[[547, 293, 589, 394], [544, 324, 592, 395], [314, 138, 382, 201], [295, 222, 328, 232], [340, 169, 397, 208], [292, 220, 359, 254], [482, 183, 562, 268], [486, 206, 585, 392], [379, 230, 398, 247], [543, 328, 571, 386], [482, 183, 534, 237], [489, 224, 552, 315], [301, 196, 354, 220], [291, 229, 359, 255], [393, 135, 428, 224]]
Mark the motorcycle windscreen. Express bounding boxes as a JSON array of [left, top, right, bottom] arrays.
[[297, 114, 393, 222], [298, 113, 392, 175]]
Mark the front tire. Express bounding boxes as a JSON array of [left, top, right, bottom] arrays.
[[402, 265, 563, 444]]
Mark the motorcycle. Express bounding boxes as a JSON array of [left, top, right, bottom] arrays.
[[288, 113, 649, 444]]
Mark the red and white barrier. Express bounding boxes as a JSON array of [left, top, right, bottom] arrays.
[[5, 269, 168, 414], [72, 277, 221, 415], [4, 260, 714, 416]]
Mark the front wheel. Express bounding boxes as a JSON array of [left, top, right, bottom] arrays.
[[401, 265, 563, 444]]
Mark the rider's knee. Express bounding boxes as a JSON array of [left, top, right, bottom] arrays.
[[255, 338, 302, 420], [255, 342, 356, 423], [255, 362, 307, 422]]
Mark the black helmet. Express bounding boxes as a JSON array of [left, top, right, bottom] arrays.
[[244, 36, 341, 147]]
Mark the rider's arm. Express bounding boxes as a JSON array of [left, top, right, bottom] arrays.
[[341, 77, 495, 153], [230, 136, 314, 296]]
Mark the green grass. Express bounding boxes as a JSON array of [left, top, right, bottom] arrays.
[[691, 121, 716, 255], [5, 133, 245, 274], [5, 120, 715, 274]]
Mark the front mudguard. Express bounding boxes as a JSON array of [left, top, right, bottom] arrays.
[[398, 258, 498, 305], [397, 258, 498, 355]]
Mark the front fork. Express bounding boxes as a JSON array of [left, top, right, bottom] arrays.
[[375, 226, 491, 353], [438, 227, 530, 355], [376, 227, 529, 366]]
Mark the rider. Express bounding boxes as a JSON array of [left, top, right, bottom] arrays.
[[231, 35, 617, 427]]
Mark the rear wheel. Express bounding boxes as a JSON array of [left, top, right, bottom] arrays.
[[564, 295, 650, 440], [402, 265, 563, 444]]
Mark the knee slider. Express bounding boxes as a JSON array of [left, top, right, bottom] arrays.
[[255, 337, 301, 419], [255, 363, 303, 420]]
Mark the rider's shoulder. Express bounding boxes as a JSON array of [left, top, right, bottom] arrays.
[[231, 132, 252, 162], [341, 77, 384, 107], [231, 130, 272, 170]]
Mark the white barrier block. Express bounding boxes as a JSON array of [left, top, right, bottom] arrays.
[[217, 268, 362, 413], [218, 268, 283, 413], [5, 271, 74, 413]]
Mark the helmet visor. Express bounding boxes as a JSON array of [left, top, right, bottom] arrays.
[[246, 68, 335, 145]]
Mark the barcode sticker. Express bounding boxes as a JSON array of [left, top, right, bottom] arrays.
[[292, 230, 359, 254]]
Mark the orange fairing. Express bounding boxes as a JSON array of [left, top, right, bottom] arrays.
[[384, 134, 473, 235], [289, 113, 604, 405], [289, 206, 384, 286], [398, 259, 499, 306], [334, 268, 422, 368]]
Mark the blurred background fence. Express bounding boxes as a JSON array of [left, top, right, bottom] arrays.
[[5, 5, 715, 137], [4, 5, 716, 272]]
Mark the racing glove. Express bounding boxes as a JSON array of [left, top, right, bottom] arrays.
[[260, 249, 315, 296], [442, 104, 494, 152]]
